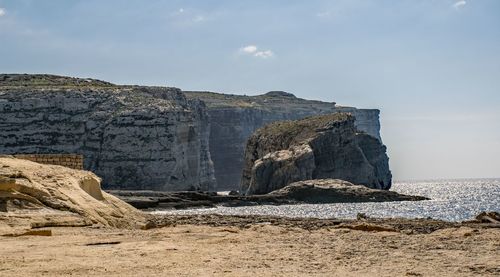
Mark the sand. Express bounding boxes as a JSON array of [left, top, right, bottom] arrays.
[[0, 217, 498, 276]]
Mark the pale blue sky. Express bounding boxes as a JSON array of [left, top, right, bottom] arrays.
[[0, 0, 499, 180]]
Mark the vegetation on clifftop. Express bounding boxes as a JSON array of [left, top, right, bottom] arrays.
[[256, 113, 353, 141], [0, 74, 116, 88]]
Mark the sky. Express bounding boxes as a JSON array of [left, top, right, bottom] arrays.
[[0, 0, 499, 180]]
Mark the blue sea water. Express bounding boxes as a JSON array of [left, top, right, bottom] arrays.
[[151, 178, 500, 222]]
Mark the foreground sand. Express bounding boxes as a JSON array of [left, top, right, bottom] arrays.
[[1, 216, 499, 276]]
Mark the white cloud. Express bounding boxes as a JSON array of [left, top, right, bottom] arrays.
[[239, 45, 274, 58], [241, 45, 258, 54], [170, 8, 210, 25], [193, 15, 205, 23], [254, 50, 274, 58], [0, 8, 6, 17], [453, 0, 466, 9], [316, 11, 331, 18]]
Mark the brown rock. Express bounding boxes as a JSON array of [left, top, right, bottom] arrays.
[[0, 157, 146, 229]]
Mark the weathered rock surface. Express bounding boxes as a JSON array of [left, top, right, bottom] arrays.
[[0, 157, 146, 231], [110, 179, 425, 210], [185, 90, 382, 190], [241, 113, 392, 195], [0, 74, 215, 191], [269, 179, 423, 203]]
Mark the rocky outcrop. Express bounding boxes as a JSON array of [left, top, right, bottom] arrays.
[[0, 156, 146, 229], [241, 113, 392, 195], [185, 91, 382, 190], [269, 179, 422, 203], [0, 74, 215, 191]]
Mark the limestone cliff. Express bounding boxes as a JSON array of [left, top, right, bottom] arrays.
[[240, 113, 392, 195], [185, 91, 382, 190], [0, 74, 215, 191]]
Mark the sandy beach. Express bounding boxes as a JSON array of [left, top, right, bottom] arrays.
[[1, 215, 499, 277]]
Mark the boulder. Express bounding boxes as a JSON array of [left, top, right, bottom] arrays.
[[241, 113, 392, 195]]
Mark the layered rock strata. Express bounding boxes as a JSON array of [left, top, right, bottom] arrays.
[[240, 113, 392, 195], [185, 91, 382, 190], [0, 157, 146, 229], [0, 74, 215, 191]]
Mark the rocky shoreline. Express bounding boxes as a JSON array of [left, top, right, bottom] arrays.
[[146, 212, 500, 233], [108, 179, 428, 210], [0, 157, 498, 276]]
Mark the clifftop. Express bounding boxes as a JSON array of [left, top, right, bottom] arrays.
[[0, 74, 116, 88], [264, 91, 297, 98], [184, 90, 337, 111], [252, 113, 353, 149]]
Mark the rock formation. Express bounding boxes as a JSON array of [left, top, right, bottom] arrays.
[[0, 74, 216, 191], [0, 74, 387, 192], [240, 113, 392, 195], [111, 178, 425, 210], [0, 156, 146, 229], [185, 91, 382, 190], [269, 179, 424, 203]]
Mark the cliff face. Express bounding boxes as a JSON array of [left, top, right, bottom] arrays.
[[0, 74, 215, 191], [185, 91, 383, 190], [0, 75, 387, 192], [240, 114, 392, 195]]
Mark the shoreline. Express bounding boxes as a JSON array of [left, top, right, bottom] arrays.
[[107, 185, 428, 210], [145, 212, 500, 232]]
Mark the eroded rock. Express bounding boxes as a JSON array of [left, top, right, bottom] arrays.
[[241, 114, 392, 194], [0, 156, 146, 229], [268, 179, 425, 202]]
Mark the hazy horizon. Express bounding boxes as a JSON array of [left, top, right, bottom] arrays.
[[1, 0, 499, 180]]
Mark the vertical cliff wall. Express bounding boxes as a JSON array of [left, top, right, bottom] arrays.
[[185, 91, 383, 190], [0, 74, 216, 191]]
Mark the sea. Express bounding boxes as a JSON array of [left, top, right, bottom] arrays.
[[151, 178, 500, 222]]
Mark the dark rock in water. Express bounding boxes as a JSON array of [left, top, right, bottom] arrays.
[[269, 179, 426, 203], [240, 113, 392, 195], [110, 179, 426, 210]]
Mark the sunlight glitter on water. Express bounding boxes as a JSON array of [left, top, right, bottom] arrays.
[[151, 179, 500, 222]]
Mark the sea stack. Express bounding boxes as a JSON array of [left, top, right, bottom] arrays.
[[240, 113, 392, 195]]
